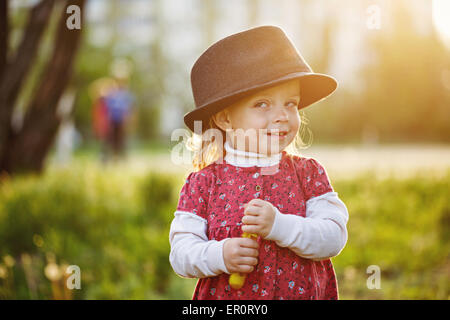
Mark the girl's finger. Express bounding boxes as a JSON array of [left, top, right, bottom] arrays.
[[241, 224, 259, 235], [244, 204, 260, 216], [247, 198, 267, 207], [238, 238, 259, 249], [242, 215, 259, 225], [239, 247, 259, 258], [237, 264, 254, 274], [237, 256, 258, 266]]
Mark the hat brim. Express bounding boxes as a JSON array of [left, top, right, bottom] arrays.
[[184, 72, 338, 133]]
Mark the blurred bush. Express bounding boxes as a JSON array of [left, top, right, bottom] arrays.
[[333, 170, 450, 299], [0, 164, 184, 299], [0, 164, 448, 299]]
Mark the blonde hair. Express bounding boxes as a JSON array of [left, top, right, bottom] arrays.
[[186, 110, 313, 172]]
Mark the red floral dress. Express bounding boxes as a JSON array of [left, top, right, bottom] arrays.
[[176, 151, 339, 300]]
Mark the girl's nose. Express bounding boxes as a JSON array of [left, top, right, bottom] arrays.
[[273, 105, 289, 122]]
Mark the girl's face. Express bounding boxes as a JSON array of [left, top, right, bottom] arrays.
[[213, 79, 301, 155]]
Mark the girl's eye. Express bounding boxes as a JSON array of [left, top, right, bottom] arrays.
[[254, 101, 269, 108], [286, 101, 298, 108]]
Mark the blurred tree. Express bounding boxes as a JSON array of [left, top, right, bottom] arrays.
[[72, 0, 167, 143], [361, 1, 450, 143], [0, 1, 8, 78], [308, 4, 336, 74], [247, 0, 260, 27], [137, 0, 165, 141], [202, 0, 217, 47], [71, 0, 119, 142], [0, 0, 86, 175], [305, 1, 450, 144]]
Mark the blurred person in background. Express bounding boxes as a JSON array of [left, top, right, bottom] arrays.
[[91, 78, 115, 163], [104, 76, 135, 160]]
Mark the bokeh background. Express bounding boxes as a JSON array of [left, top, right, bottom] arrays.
[[0, 0, 449, 299]]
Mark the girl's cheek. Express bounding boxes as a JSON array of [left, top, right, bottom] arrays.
[[251, 113, 270, 128]]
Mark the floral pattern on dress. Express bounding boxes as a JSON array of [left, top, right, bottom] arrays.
[[176, 151, 338, 300]]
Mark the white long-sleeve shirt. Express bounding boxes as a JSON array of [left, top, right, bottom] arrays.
[[169, 142, 349, 278]]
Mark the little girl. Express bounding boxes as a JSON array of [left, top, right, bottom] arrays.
[[169, 26, 349, 300]]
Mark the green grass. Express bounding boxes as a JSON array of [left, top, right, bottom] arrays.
[[332, 170, 450, 299], [0, 158, 448, 299]]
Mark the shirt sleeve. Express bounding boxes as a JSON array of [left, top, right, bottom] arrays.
[[265, 157, 348, 260], [301, 158, 334, 200], [176, 170, 212, 220], [265, 191, 349, 260], [169, 211, 230, 278], [170, 170, 230, 278]]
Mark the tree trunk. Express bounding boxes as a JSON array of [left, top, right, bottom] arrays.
[[0, 0, 85, 175], [0, 0, 9, 78], [0, 0, 55, 170]]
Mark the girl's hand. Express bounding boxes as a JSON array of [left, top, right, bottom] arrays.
[[223, 237, 259, 274], [241, 199, 276, 238]]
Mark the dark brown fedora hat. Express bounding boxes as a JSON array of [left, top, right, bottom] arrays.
[[185, 25, 338, 133]]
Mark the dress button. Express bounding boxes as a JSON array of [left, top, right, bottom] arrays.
[[255, 185, 261, 191]]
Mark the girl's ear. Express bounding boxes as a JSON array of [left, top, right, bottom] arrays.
[[212, 109, 232, 131]]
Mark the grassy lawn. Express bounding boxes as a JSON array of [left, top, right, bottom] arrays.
[[0, 149, 448, 299]]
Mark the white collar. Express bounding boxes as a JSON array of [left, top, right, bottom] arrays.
[[224, 140, 282, 167]]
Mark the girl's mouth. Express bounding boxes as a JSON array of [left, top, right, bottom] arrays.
[[266, 130, 289, 139]]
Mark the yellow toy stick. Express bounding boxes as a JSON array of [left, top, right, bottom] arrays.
[[228, 232, 258, 290]]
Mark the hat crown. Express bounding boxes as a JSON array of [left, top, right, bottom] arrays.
[[191, 26, 312, 108], [184, 25, 337, 133]]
